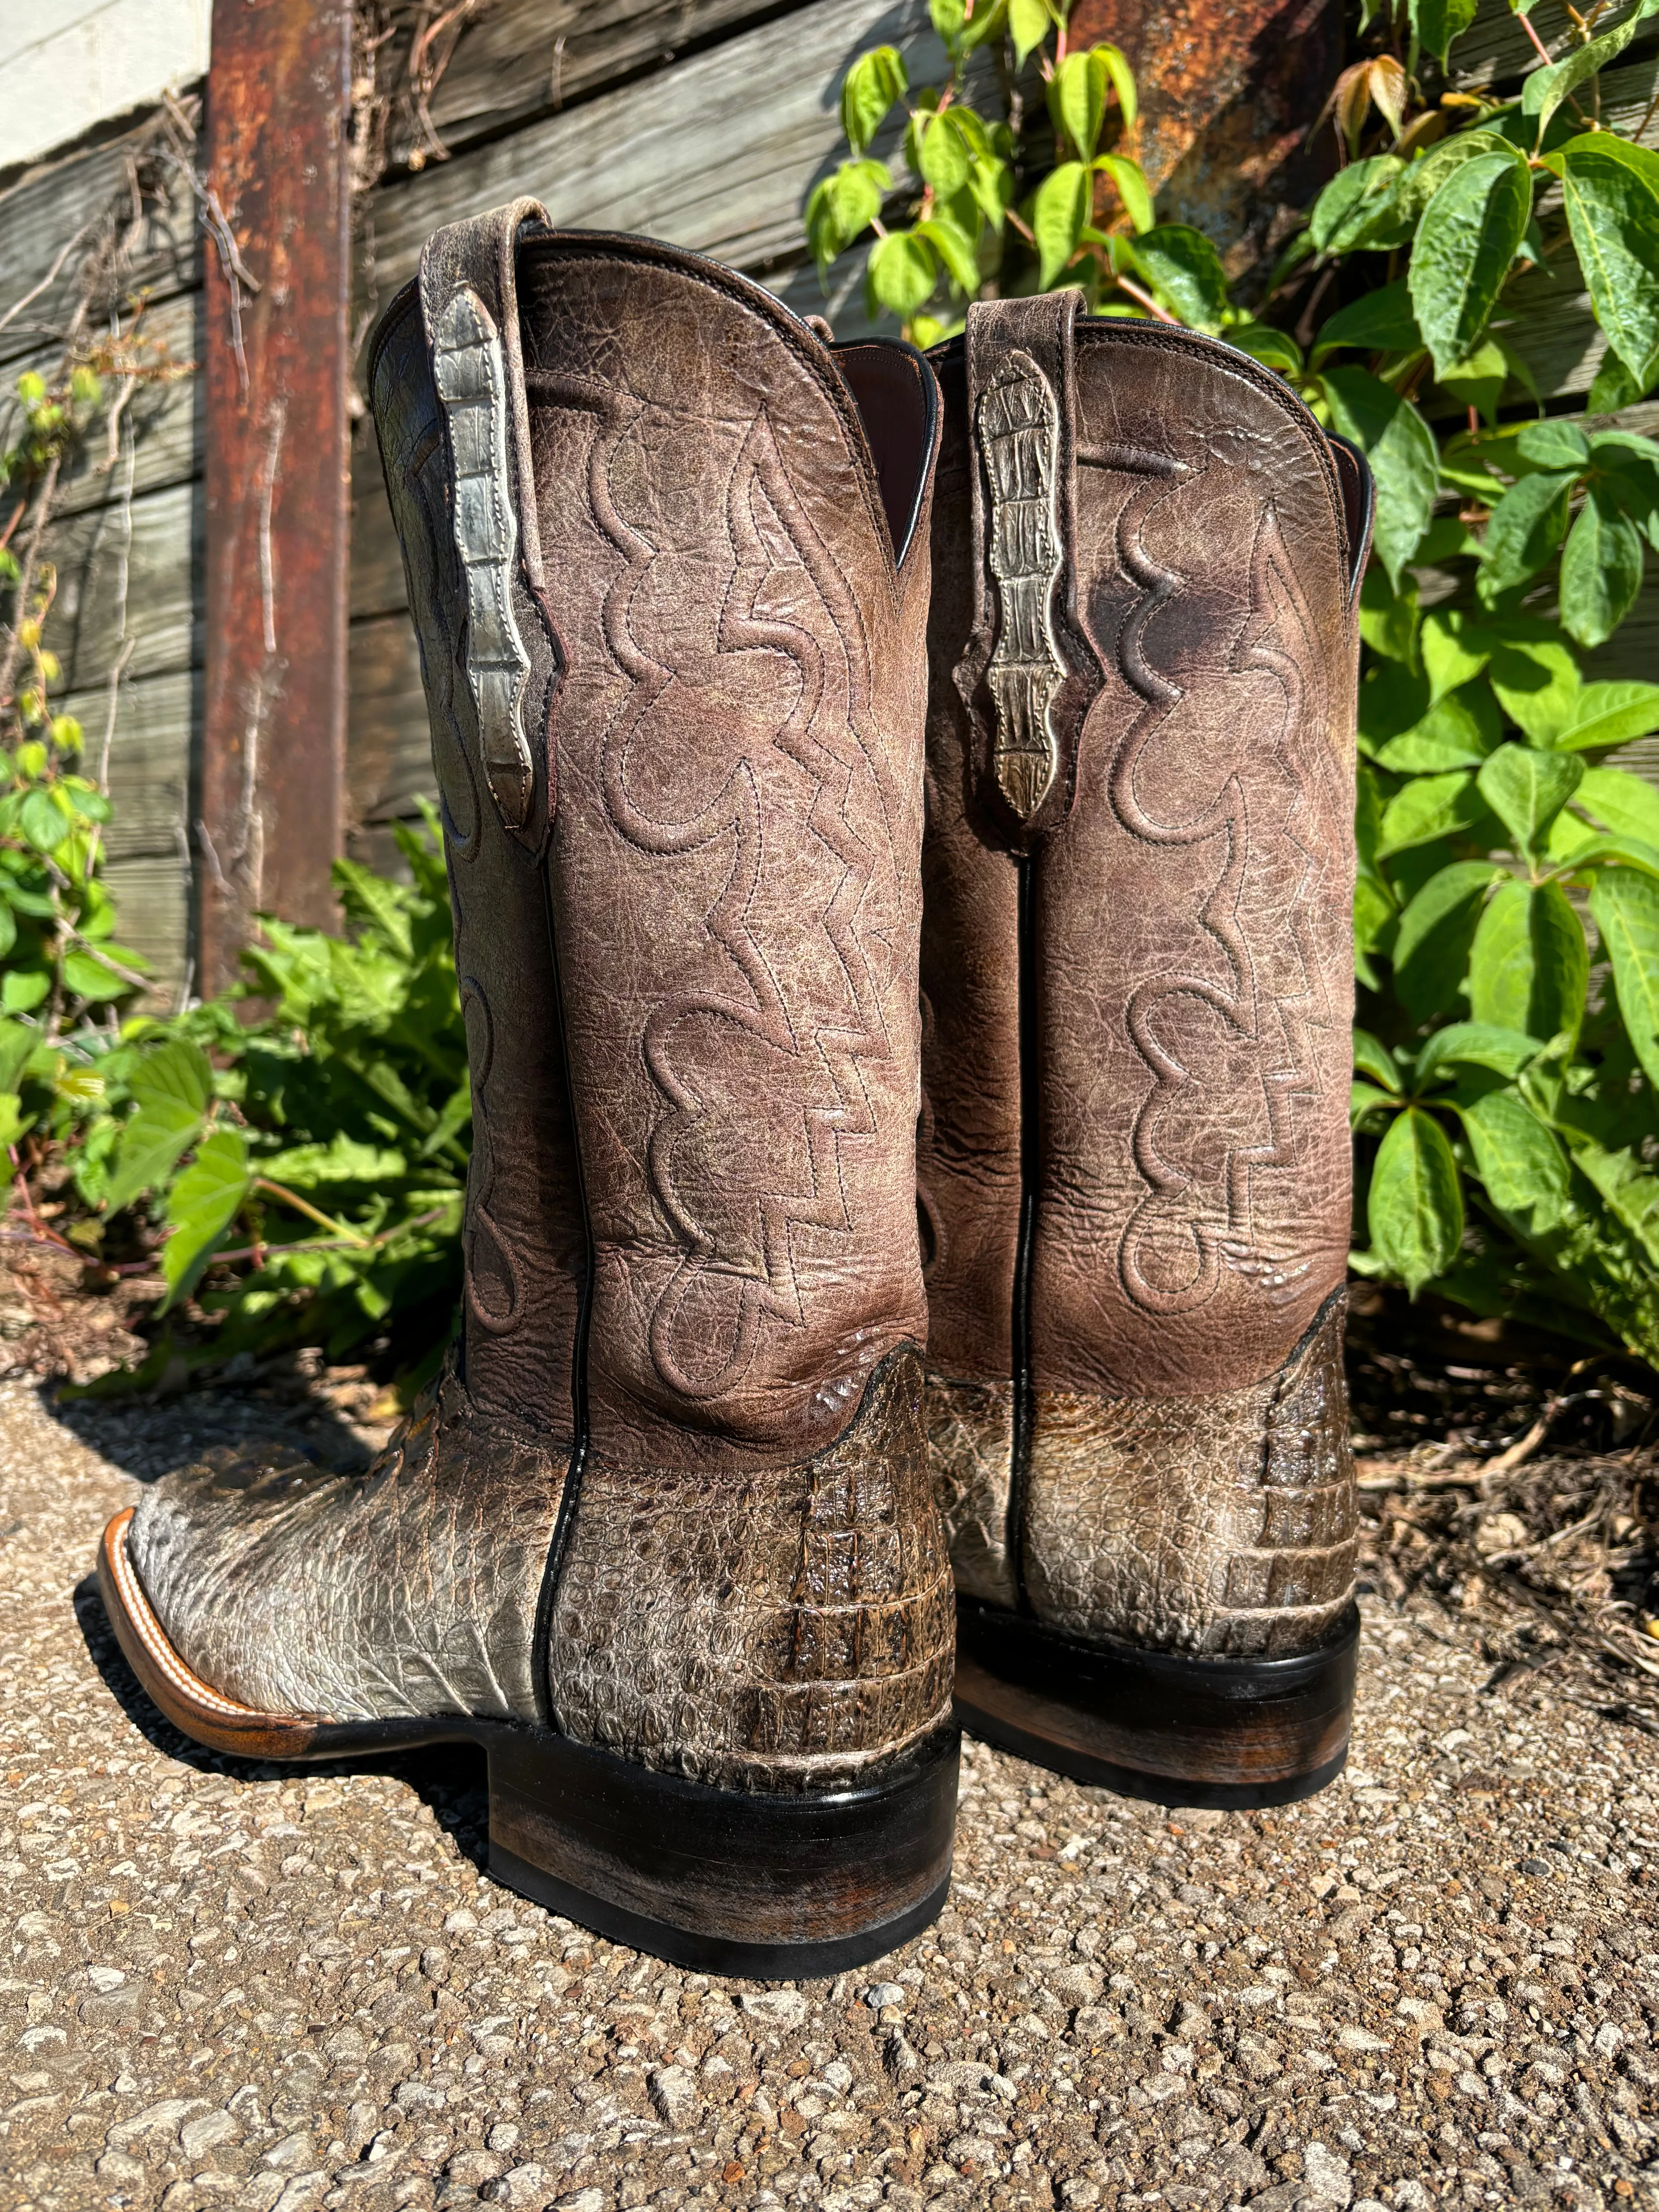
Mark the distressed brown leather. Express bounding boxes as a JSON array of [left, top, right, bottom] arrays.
[[123, 209, 953, 1790], [921, 305, 1367, 1657]]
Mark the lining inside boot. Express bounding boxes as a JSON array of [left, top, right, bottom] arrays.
[[831, 340, 936, 568]]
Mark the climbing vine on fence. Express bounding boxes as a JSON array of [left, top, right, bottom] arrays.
[[809, 0, 1659, 1364]]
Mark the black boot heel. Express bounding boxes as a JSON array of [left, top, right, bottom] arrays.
[[954, 1596, 1358, 1810], [485, 1723, 960, 1976]]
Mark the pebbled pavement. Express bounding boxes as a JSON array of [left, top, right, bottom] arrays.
[[2, 1374, 1657, 2212]]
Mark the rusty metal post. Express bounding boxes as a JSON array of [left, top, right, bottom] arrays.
[[1068, 0, 1343, 265], [200, 0, 352, 996]]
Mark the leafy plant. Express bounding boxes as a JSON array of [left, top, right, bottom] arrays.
[[809, 0, 1659, 1361]]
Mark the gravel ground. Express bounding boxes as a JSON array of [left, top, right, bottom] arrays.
[[3, 1373, 1659, 2212]]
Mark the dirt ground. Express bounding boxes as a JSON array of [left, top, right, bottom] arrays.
[[2, 1282, 1657, 2212]]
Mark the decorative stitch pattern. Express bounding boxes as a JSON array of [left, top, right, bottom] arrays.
[[1107, 459, 1332, 1317]]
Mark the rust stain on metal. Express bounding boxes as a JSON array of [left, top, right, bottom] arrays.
[[1069, 0, 1342, 267], [201, 0, 352, 995]]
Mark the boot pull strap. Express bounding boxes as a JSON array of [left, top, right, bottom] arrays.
[[954, 290, 1103, 843], [418, 197, 551, 833]]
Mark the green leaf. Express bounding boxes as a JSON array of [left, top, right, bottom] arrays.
[[1459, 1084, 1576, 1242], [1358, 564, 1421, 663], [1566, 830, 1659, 880], [1352, 1080, 1400, 1128], [1542, 677, 1659, 752], [1559, 484, 1645, 647], [1368, 1107, 1465, 1296], [1475, 742, 1585, 858], [0, 901, 17, 961], [1377, 768, 1485, 856], [1359, 130, 1523, 252], [1308, 156, 1405, 256], [867, 228, 937, 318], [1477, 469, 1578, 602], [1354, 1029, 1404, 1092], [1472, 617, 1583, 741], [1320, 367, 1438, 586], [1051, 48, 1109, 159], [1437, 338, 1510, 428], [161, 1127, 252, 1310], [1125, 224, 1231, 331], [0, 1091, 26, 1151], [1589, 866, 1659, 1086], [1571, 1135, 1659, 1272], [1098, 42, 1137, 129], [1570, 763, 1659, 846], [0, 1019, 34, 1096], [1420, 609, 1489, 704], [61, 949, 127, 1003], [131, 1036, 213, 1118], [1415, 1022, 1542, 1084], [1547, 135, 1659, 394], [103, 1037, 216, 1213], [805, 158, 893, 270], [1410, 0, 1479, 66], [917, 109, 972, 194], [2, 970, 50, 1014], [1376, 683, 1501, 771], [1392, 860, 1503, 1021], [1467, 877, 1589, 1049], [1093, 154, 1153, 234], [1310, 277, 1421, 362], [961, 0, 1010, 50], [1008, 0, 1051, 64], [1515, 419, 1591, 473], [841, 46, 907, 156], [917, 212, 981, 294], [1522, 0, 1659, 142], [1409, 149, 1532, 379], [931, 0, 966, 42], [1226, 321, 1304, 376], [19, 788, 69, 854], [1033, 162, 1090, 288]]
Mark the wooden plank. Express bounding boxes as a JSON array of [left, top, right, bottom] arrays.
[[346, 610, 430, 835], [54, 668, 196, 866], [366, 0, 937, 302], [200, 0, 352, 993], [41, 479, 201, 694], [47, 292, 203, 520], [0, 123, 198, 373], [101, 854, 192, 1011], [350, 428, 409, 621], [403, 0, 791, 167], [1448, 0, 1574, 90]]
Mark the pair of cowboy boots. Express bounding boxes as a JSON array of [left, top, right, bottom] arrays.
[[98, 204, 1370, 1975]]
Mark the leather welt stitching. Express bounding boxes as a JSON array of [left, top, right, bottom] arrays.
[[107, 1515, 296, 1724], [976, 348, 1066, 823], [1109, 469, 1331, 1317], [579, 397, 896, 1403]]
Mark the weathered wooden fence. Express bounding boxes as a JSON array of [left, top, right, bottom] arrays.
[[0, 0, 1652, 1005]]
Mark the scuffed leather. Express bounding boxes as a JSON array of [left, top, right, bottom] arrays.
[[1020, 1292, 1356, 1657], [547, 1348, 953, 1790], [921, 316, 1363, 1662], [122, 223, 951, 1797], [925, 1373, 1017, 1608], [126, 1372, 568, 1721]]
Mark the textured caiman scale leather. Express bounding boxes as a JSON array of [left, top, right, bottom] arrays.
[[921, 304, 1369, 1659], [124, 205, 954, 1791]]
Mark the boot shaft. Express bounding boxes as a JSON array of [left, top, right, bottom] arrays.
[[370, 212, 943, 1472]]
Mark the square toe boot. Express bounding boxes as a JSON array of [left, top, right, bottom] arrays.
[[918, 294, 1373, 1808], [97, 202, 960, 1972]]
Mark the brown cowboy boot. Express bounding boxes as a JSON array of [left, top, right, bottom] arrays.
[[97, 203, 958, 1971], [918, 294, 1372, 1807]]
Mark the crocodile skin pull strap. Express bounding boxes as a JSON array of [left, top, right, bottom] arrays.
[[419, 197, 555, 836], [954, 291, 1104, 845]]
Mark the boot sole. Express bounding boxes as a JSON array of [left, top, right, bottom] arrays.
[[954, 1594, 1359, 1809], [96, 1507, 958, 1975]]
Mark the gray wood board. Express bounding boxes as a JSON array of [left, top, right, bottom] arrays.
[[42, 479, 202, 694], [411, 0, 796, 165], [347, 611, 430, 835], [55, 668, 195, 866], [0, 125, 199, 374], [101, 853, 191, 1009], [365, 0, 933, 302]]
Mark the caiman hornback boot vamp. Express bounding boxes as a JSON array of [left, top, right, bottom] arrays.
[[919, 295, 1372, 1805], [97, 203, 959, 1970]]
